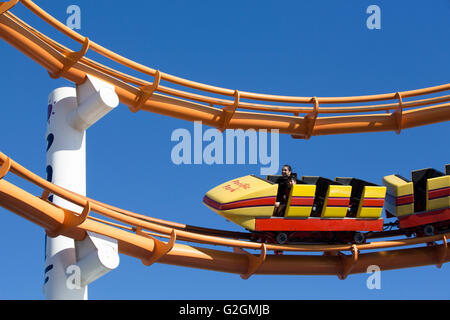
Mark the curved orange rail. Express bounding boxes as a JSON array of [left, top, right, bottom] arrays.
[[0, 1, 449, 139], [0, 152, 448, 278], [0, 1, 448, 279]]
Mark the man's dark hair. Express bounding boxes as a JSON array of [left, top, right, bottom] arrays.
[[282, 164, 292, 172]]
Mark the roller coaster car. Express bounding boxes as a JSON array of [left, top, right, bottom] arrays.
[[203, 174, 386, 244], [383, 165, 450, 236]]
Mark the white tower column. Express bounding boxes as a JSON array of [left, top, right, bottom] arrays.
[[43, 76, 120, 300]]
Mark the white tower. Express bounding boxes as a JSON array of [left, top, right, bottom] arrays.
[[43, 75, 120, 300]]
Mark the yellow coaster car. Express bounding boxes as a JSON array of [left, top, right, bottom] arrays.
[[203, 174, 386, 244], [383, 165, 450, 236]]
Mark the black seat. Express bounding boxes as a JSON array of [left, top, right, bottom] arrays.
[[411, 168, 444, 213], [301, 176, 343, 217], [266, 175, 282, 184], [266, 174, 304, 185], [394, 174, 411, 182], [335, 177, 378, 217], [446, 164, 450, 175]]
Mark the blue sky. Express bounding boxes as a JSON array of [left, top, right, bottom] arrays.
[[0, 0, 449, 299]]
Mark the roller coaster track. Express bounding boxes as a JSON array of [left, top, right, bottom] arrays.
[[0, 0, 449, 279], [1, 148, 450, 278], [1, 1, 450, 137]]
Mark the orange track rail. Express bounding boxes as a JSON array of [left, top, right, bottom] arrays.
[[0, 1, 449, 138], [0, 152, 448, 278], [0, 1, 449, 279]]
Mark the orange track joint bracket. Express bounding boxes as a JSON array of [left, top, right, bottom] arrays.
[[0, 0, 19, 15], [436, 235, 448, 269], [129, 70, 161, 113], [46, 200, 91, 238], [49, 37, 90, 79], [136, 228, 176, 266], [338, 245, 359, 280], [40, 188, 50, 201], [292, 96, 319, 139], [233, 243, 266, 280], [218, 90, 240, 131], [392, 92, 404, 134], [0, 156, 11, 180]]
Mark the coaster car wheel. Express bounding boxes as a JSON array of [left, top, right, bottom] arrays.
[[353, 232, 365, 244], [423, 224, 435, 236], [276, 232, 288, 245]]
